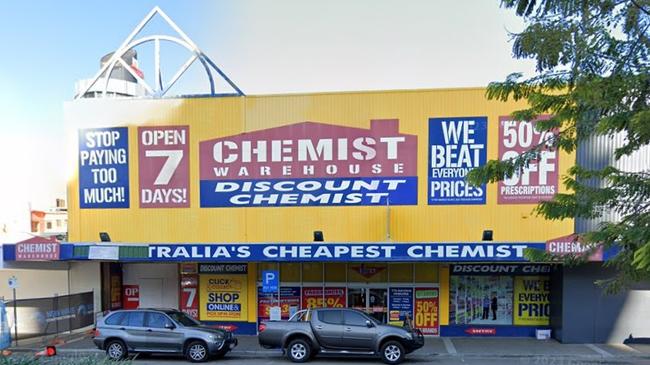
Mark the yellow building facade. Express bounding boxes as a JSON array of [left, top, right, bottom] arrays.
[[64, 88, 573, 335]]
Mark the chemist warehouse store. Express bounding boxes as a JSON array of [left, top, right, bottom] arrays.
[[3, 87, 596, 337]]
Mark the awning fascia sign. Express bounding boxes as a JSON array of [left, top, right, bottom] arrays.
[[3, 242, 549, 262], [146, 243, 547, 262]]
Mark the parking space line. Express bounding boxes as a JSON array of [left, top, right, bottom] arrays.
[[442, 338, 457, 355], [585, 344, 614, 358]]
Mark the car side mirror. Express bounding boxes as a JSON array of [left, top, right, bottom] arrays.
[[366, 320, 374, 328], [165, 323, 176, 330]]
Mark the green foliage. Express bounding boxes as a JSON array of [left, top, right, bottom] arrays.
[[468, 0, 650, 290]]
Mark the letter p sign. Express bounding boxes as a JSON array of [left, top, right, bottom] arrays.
[[262, 270, 279, 293]]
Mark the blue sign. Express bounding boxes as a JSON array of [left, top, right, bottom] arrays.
[[200, 177, 418, 207], [262, 270, 279, 293], [79, 127, 130, 208], [389, 287, 413, 323], [428, 117, 487, 205], [146, 243, 546, 262]]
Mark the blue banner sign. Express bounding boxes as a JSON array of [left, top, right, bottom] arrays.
[[79, 127, 130, 208], [200, 177, 417, 207], [450, 264, 552, 276], [146, 243, 545, 262], [428, 117, 487, 205]]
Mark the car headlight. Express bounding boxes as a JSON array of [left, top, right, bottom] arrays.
[[209, 334, 224, 341], [404, 333, 413, 340]]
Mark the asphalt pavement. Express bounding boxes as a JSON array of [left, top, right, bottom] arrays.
[[9, 333, 650, 365]]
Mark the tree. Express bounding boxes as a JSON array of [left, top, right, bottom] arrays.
[[467, 0, 650, 291]]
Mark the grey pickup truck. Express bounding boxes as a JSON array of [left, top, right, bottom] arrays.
[[258, 308, 424, 364]]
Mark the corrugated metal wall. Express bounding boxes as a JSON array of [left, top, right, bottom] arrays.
[[576, 132, 650, 233], [65, 88, 575, 243]]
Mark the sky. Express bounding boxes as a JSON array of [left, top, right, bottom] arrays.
[[0, 0, 535, 234]]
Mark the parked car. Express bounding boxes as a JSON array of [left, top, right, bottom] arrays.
[[93, 308, 237, 362], [258, 308, 424, 364]]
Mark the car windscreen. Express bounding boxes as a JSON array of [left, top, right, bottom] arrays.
[[166, 311, 201, 327]]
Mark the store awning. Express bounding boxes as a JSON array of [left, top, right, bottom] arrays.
[[2, 242, 619, 263]]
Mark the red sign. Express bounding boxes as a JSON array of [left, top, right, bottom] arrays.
[[302, 287, 346, 309], [180, 274, 199, 319], [546, 234, 603, 261], [123, 285, 140, 309], [498, 115, 559, 204], [465, 327, 497, 335], [198, 119, 418, 208], [414, 288, 439, 335], [138, 126, 190, 208], [16, 237, 60, 261], [258, 287, 301, 321]]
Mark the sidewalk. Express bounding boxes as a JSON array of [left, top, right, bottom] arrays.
[[9, 333, 650, 361]]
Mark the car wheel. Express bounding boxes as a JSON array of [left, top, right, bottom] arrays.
[[380, 340, 405, 365], [105, 339, 127, 361], [186, 340, 209, 363], [286, 338, 311, 363]]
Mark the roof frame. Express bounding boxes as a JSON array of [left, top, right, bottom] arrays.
[[75, 6, 244, 99]]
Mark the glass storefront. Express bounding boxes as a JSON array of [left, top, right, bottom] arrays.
[[255, 262, 439, 333]]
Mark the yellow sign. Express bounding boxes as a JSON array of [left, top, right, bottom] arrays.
[[514, 276, 550, 325], [199, 274, 248, 321]]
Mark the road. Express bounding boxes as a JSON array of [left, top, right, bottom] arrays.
[[46, 353, 650, 365]]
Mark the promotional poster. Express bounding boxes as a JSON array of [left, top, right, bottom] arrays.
[[513, 276, 550, 325], [78, 127, 130, 208], [301, 287, 347, 308], [199, 119, 418, 207], [450, 275, 513, 325], [414, 288, 439, 334], [199, 274, 248, 321], [180, 274, 199, 319], [138, 126, 190, 208], [497, 116, 559, 204], [257, 286, 301, 322], [428, 116, 487, 205], [388, 287, 414, 326]]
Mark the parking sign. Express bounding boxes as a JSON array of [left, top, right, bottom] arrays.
[[262, 270, 279, 293]]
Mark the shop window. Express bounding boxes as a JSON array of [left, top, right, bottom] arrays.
[[257, 263, 278, 281], [325, 263, 346, 282], [389, 263, 413, 283], [348, 263, 387, 283], [450, 275, 514, 325], [415, 263, 439, 283], [301, 263, 323, 282], [280, 263, 301, 282]]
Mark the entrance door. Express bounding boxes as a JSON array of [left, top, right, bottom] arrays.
[[368, 288, 387, 323], [139, 279, 163, 308], [347, 287, 388, 323]]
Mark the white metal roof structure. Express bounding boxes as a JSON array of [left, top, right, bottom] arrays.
[[75, 6, 244, 99]]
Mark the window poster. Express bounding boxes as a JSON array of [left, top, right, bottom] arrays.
[[450, 276, 513, 325]]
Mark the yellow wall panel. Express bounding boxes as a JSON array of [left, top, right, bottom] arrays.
[[66, 88, 574, 244]]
